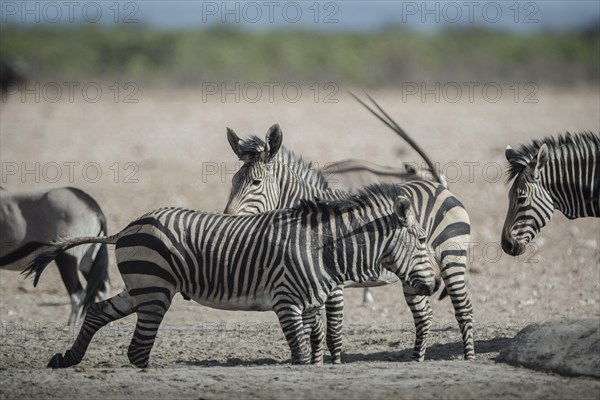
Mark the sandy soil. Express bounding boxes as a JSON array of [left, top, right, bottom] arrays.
[[1, 87, 599, 399]]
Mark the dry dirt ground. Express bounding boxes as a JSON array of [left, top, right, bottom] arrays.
[[1, 87, 599, 399]]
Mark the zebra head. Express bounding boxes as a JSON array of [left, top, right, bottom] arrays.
[[224, 124, 283, 215], [384, 195, 439, 296], [501, 143, 554, 256]]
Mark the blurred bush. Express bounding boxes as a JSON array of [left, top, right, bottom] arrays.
[[1, 24, 598, 87]]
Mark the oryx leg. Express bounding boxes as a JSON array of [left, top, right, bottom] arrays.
[[55, 252, 84, 325]]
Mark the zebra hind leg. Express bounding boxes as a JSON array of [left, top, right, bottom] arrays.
[[274, 303, 311, 365], [325, 286, 344, 364], [403, 285, 433, 362], [436, 243, 474, 360], [47, 290, 134, 368], [127, 290, 173, 368], [442, 269, 474, 360]]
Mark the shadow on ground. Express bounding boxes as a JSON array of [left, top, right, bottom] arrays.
[[176, 337, 513, 367], [340, 337, 512, 363]]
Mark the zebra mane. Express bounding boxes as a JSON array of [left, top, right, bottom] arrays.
[[298, 183, 402, 213], [239, 135, 330, 190], [236, 135, 270, 162], [506, 131, 600, 182], [277, 147, 330, 190]]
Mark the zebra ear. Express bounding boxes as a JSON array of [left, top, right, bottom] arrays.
[[227, 127, 242, 158], [505, 146, 520, 164], [528, 143, 549, 178], [394, 196, 413, 227], [535, 144, 549, 170], [265, 124, 283, 160]]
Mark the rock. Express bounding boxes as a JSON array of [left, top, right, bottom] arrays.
[[496, 318, 600, 378]]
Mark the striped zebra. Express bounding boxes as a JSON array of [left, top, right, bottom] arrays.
[[502, 132, 600, 256], [225, 126, 400, 361], [224, 125, 474, 362], [24, 187, 438, 368]]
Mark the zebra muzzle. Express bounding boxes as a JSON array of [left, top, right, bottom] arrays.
[[501, 235, 526, 256]]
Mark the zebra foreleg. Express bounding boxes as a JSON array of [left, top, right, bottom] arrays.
[[48, 290, 134, 368], [325, 286, 344, 364], [302, 313, 313, 350], [302, 309, 325, 365], [403, 286, 433, 362], [275, 305, 311, 365]]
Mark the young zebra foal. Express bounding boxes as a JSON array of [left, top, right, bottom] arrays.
[[25, 187, 437, 368]]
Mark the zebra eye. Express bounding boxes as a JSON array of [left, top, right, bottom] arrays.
[[419, 235, 427, 244], [251, 179, 262, 187], [515, 188, 528, 199]]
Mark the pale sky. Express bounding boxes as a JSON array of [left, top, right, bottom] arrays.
[[1, 1, 598, 33]]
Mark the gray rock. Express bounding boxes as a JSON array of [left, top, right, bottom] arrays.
[[496, 318, 600, 378]]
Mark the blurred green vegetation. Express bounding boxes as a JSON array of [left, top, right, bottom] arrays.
[[1, 24, 598, 87]]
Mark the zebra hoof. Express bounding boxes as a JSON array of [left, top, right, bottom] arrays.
[[130, 360, 149, 369], [331, 356, 342, 365], [47, 353, 66, 368], [291, 358, 311, 366]]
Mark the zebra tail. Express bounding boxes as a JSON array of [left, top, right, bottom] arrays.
[[22, 234, 119, 287], [22, 243, 68, 287], [81, 212, 110, 311]]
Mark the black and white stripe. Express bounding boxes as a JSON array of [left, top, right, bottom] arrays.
[[502, 132, 599, 256], [25, 187, 436, 368], [224, 126, 475, 362]]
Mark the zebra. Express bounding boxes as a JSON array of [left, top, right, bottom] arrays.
[[322, 93, 449, 305], [0, 186, 110, 324], [24, 186, 438, 368], [321, 160, 443, 305], [224, 125, 474, 363], [502, 132, 600, 256]]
